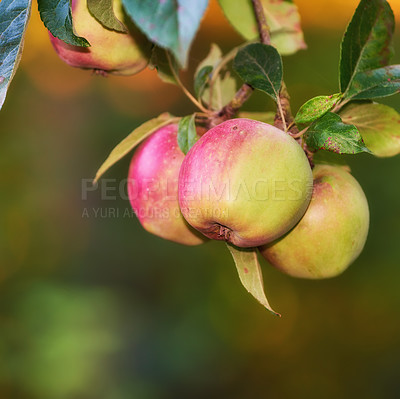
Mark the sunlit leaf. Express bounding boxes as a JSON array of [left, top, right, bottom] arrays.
[[87, 0, 127, 33], [94, 113, 178, 182], [227, 244, 280, 316]]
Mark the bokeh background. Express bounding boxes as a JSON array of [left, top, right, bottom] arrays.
[[1, 0, 400, 398]]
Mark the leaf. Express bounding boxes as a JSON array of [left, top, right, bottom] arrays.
[[233, 43, 282, 102], [226, 244, 280, 316], [0, 0, 32, 110], [195, 43, 223, 76], [202, 71, 237, 109], [340, 103, 400, 157], [38, 0, 90, 47], [87, 0, 127, 33], [194, 66, 213, 98], [149, 47, 178, 85], [122, 0, 208, 67], [238, 111, 275, 125], [305, 112, 371, 154], [346, 65, 400, 100], [294, 94, 342, 124], [218, 0, 306, 56], [94, 113, 178, 182], [340, 0, 394, 93], [177, 114, 198, 155]]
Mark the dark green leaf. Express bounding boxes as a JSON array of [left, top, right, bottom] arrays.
[[295, 94, 342, 124], [0, 0, 32, 110], [346, 65, 400, 100], [340, 0, 394, 93], [122, 0, 208, 67], [38, 0, 90, 47], [178, 115, 198, 155], [340, 102, 400, 157], [95, 113, 178, 182], [218, 0, 306, 56], [226, 244, 280, 316], [87, 0, 127, 33], [233, 43, 282, 102], [194, 66, 213, 98], [305, 112, 371, 154], [149, 47, 178, 85]]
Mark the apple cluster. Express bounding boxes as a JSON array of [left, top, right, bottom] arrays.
[[127, 118, 369, 279]]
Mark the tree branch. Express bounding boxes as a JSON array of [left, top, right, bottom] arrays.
[[251, 0, 271, 45]]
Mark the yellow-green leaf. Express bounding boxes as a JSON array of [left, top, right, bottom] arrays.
[[94, 113, 178, 182]]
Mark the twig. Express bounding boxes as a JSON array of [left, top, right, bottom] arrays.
[[251, 0, 271, 44]]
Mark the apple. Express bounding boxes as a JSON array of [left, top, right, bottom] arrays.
[[260, 165, 370, 279], [128, 124, 206, 246], [49, 0, 152, 75], [178, 118, 313, 247]]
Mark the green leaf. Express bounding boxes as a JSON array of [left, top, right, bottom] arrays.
[[122, 0, 208, 67], [226, 244, 280, 316], [149, 47, 178, 85], [340, 103, 400, 157], [195, 43, 223, 76], [346, 65, 400, 100], [233, 43, 282, 102], [340, 0, 394, 93], [87, 0, 127, 33], [238, 111, 275, 125], [194, 66, 213, 98], [218, 0, 306, 56], [202, 71, 237, 109], [177, 114, 198, 155], [38, 0, 90, 47], [94, 113, 178, 182], [294, 94, 342, 124], [305, 112, 371, 154], [0, 0, 32, 110]]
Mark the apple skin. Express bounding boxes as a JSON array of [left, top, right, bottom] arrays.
[[260, 165, 370, 279], [49, 0, 151, 75], [128, 124, 206, 246], [178, 118, 313, 248]]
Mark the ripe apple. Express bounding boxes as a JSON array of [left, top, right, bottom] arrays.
[[128, 124, 206, 246], [178, 118, 313, 247], [49, 0, 152, 75], [260, 165, 370, 279]]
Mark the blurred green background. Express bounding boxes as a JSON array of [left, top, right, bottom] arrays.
[[1, 1, 400, 398]]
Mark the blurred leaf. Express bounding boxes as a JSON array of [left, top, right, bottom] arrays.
[[194, 66, 213, 98], [346, 65, 400, 100], [305, 112, 371, 154], [38, 0, 90, 46], [95, 113, 178, 182], [340, 0, 394, 93], [294, 94, 342, 124], [178, 114, 198, 154], [226, 244, 280, 316], [218, 0, 306, 55], [122, 0, 208, 67], [202, 71, 237, 109], [149, 47, 178, 85], [234, 43, 282, 102], [238, 111, 275, 125], [0, 0, 32, 110], [195, 43, 223, 76], [340, 102, 400, 157], [87, 0, 127, 33]]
